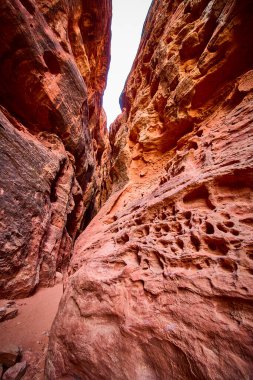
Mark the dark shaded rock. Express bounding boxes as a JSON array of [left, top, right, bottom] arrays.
[[0, 308, 6, 320], [6, 302, 16, 309], [2, 361, 27, 380], [0, 345, 20, 368], [0, 307, 18, 323]]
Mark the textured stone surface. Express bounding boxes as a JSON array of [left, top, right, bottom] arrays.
[[0, 306, 18, 323], [0, 345, 20, 368], [46, 0, 253, 379], [2, 361, 27, 380], [0, 111, 73, 297], [0, 0, 112, 298], [35, 0, 112, 224]]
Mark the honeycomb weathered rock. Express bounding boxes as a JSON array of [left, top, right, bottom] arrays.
[[46, 1, 253, 379]]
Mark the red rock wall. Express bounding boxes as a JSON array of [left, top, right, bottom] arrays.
[[0, 0, 112, 298], [46, 0, 253, 379]]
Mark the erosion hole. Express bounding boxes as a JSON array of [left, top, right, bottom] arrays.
[[162, 224, 170, 233], [19, 0, 35, 15], [205, 222, 214, 234], [224, 221, 234, 228], [43, 51, 61, 75], [248, 253, 253, 261], [189, 141, 198, 150], [144, 225, 150, 236], [161, 212, 167, 220], [217, 223, 228, 233], [150, 77, 160, 98], [135, 218, 143, 225], [219, 258, 237, 273], [183, 185, 215, 210], [177, 238, 184, 249], [117, 233, 129, 244], [205, 237, 229, 255], [191, 234, 200, 251], [183, 211, 192, 220]]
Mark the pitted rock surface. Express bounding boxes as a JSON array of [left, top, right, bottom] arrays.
[[46, 1, 253, 379]]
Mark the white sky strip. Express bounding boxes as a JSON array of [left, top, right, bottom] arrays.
[[103, 0, 152, 127]]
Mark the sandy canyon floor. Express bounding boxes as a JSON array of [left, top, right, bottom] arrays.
[[0, 284, 62, 379]]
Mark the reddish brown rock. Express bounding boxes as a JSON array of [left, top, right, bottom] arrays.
[[35, 0, 113, 223], [0, 0, 112, 298], [0, 345, 21, 368], [2, 361, 27, 380], [0, 307, 18, 323], [46, 1, 253, 379], [0, 110, 77, 297]]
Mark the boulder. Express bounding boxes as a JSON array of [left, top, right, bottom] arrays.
[[0, 307, 18, 323], [2, 361, 27, 380], [0, 345, 21, 368]]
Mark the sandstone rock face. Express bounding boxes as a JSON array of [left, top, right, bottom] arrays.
[[0, 344, 21, 368], [2, 361, 27, 380], [0, 0, 112, 298], [46, 0, 253, 379]]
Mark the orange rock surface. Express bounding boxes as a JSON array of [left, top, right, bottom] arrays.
[[46, 1, 253, 379], [0, 0, 112, 298]]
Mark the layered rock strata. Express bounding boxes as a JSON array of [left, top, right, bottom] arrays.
[[46, 0, 253, 379], [0, 0, 112, 298]]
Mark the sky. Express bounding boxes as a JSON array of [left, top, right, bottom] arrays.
[[103, 0, 152, 127]]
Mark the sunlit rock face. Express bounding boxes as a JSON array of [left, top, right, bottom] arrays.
[[46, 0, 253, 379], [0, 0, 112, 298]]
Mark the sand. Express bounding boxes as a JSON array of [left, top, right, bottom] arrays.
[[0, 284, 63, 379]]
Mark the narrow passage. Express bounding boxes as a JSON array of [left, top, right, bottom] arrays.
[[103, 0, 152, 127]]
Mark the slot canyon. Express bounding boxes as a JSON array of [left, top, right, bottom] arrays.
[[0, 0, 253, 379]]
